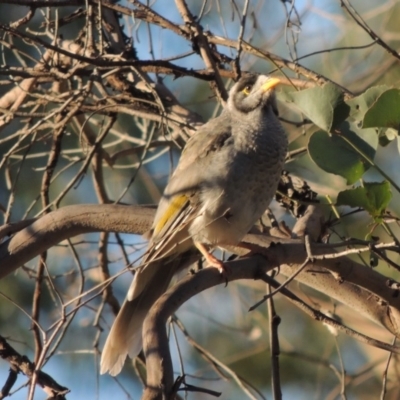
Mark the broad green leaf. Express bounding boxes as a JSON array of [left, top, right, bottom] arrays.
[[308, 121, 378, 184], [363, 89, 400, 128], [337, 181, 392, 220], [346, 85, 389, 122], [277, 89, 295, 104], [289, 83, 350, 132], [340, 121, 378, 160]]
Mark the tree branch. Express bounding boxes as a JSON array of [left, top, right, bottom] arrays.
[[0, 204, 155, 279], [0, 335, 69, 399]]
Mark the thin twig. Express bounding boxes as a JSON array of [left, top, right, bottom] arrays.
[[267, 285, 282, 400], [340, 0, 400, 61]]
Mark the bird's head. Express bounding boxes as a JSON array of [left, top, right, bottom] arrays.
[[228, 74, 281, 115]]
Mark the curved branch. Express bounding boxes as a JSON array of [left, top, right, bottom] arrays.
[[0, 204, 155, 279], [142, 256, 265, 400], [142, 252, 400, 399]]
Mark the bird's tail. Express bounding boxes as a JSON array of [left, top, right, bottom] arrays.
[[99, 258, 170, 376], [100, 251, 197, 376]]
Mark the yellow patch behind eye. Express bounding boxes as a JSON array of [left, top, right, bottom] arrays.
[[153, 194, 188, 235]]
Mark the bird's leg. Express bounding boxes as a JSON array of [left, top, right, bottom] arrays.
[[194, 242, 230, 276]]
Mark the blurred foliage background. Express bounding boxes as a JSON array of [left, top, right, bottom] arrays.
[[0, 0, 400, 399]]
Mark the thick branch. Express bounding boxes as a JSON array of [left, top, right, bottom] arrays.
[[141, 252, 400, 399], [241, 233, 400, 337], [0, 204, 155, 279], [142, 257, 265, 400]]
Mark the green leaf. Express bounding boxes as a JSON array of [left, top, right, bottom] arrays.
[[289, 83, 350, 132], [337, 181, 392, 220], [340, 120, 378, 160], [363, 89, 400, 129], [277, 89, 295, 104], [346, 85, 389, 122], [308, 121, 378, 184]]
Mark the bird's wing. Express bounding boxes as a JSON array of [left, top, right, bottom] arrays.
[[174, 110, 231, 173], [151, 110, 232, 237]]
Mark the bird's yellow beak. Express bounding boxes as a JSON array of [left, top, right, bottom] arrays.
[[260, 77, 281, 92]]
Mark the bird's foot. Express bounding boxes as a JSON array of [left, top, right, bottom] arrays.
[[194, 242, 231, 279]]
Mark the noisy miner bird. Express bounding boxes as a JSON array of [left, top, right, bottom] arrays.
[[100, 73, 288, 376]]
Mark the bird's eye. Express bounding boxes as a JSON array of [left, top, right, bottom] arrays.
[[242, 85, 251, 95]]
